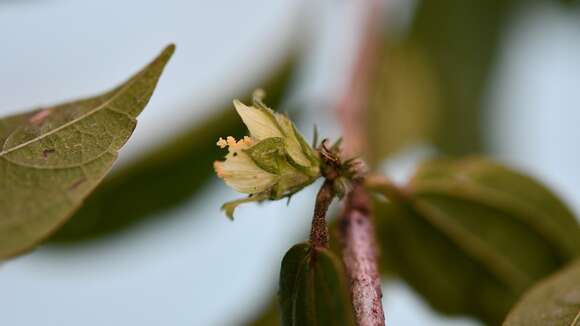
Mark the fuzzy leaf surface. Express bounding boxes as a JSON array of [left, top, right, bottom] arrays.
[[0, 45, 174, 258]]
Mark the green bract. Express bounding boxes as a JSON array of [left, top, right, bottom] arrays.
[[214, 95, 320, 218]]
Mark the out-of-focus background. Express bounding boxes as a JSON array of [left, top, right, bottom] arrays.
[[1, 0, 579, 325]]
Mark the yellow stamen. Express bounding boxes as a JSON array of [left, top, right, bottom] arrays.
[[217, 137, 228, 148], [226, 136, 237, 147]]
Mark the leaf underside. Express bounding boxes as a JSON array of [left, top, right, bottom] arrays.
[[374, 157, 580, 324], [0, 44, 175, 259], [504, 259, 580, 326]]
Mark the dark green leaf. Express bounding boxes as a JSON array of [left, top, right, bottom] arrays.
[[0, 45, 175, 259], [49, 57, 296, 243], [372, 157, 580, 324], [279, 243, 355, 326], [368, 0, 516, 163], [504, 259, 580, 326], [409, 0, 514, 155], [244, 299, 281, 326], [242, 223, 360, 326], [410, 157, 580, 259]]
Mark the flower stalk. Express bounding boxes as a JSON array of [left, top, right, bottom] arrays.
[[309, 179, 335, 248]]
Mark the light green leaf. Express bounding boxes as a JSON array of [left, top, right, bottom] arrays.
[[0, 44, 175, 259], [372, 157, 580, 324], [279, 243, 355, 326], [504, 259, 580, 326]]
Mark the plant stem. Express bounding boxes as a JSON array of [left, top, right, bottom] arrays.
[[309, 179, 335, 248], [340, 181, 384, 326], [335, 0, 386, 324]]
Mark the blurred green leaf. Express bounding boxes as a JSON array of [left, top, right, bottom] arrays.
[[408, 0, 514, 155], [0, 45, 175, 258], [504, 259, 580, 326], [409, 158, 580, 258], [367, 43, 439, 166], [372, 157, 580, 324], [244, 300, 280, 326], [279, 243, 355, 326], [49, 57, 296, 243]]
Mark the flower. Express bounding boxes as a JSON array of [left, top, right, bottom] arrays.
[[214, 95, 320, 218], [214, 135, 277, 194]]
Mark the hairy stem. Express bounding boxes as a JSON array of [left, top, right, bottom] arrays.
[[335, 0, 386, 324], [340, 182, 384, 326], [309, 179, 335, 248]]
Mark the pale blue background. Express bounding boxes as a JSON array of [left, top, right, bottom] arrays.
[[0, 1, 579, 325]]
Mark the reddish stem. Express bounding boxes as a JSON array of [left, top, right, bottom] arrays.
[[340, 182, 384, 326], [335, 0, 386, 325], [309, 179, 335, 248]]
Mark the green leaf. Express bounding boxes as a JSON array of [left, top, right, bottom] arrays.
[[408, 0, 514, 155], [372, 157, 580, 324], [409, 157, 580, 259], [242, 223, 359, 326], [243, 299, 281, 326], [366, 43, 439, 166], [504, 259, 580, 326], [0, 45, 175, 259], [49, 57, 296, 243], [279, 243, 355, 326]]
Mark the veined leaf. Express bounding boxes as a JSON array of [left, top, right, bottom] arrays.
[[279, 243, 355, 326], [504, 259, 580, 326], [0, 45, 175, 259], [409, 157, 580, 258], [371, 157, 580, 324]]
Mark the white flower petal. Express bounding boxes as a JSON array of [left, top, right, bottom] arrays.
[[233, 99, 283, 141], [274, 114, 311, 167], [214, 150, 277, 194]]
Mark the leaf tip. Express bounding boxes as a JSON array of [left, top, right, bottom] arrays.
[[163, 43, 177, 56]]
